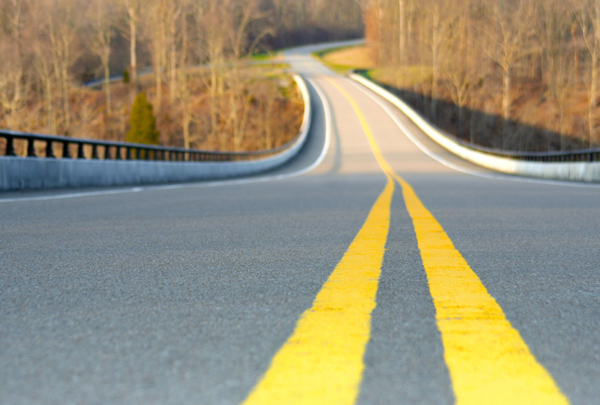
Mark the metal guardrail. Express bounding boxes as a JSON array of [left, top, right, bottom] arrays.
[[0, 129, 298, 163], [1, 74, 312, 191], [451, 138, 600, 163], [352, 70, 600, 164]]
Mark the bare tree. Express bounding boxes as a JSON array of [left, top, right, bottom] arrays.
[[572, 0, 600, 147], [165, 0, 184, 102], [226, 0, 266, 151], [428, 0, 453, 120], [148, 0, 167, 112], [200, 0, 228, 147], [398, 0, 407, 66], [443, 2, 479, 140], [89, 0, 115, 114], [0, 0, 27, 131], [33, 42, 57, 134], [123, 0, 142, 91], [176, 0, 193, 150], [42, 0, 80, 133], [483, 0, 535, 147], [0, 58, 28, 131]]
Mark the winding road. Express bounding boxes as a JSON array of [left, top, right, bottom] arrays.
[[1, 42, 600, 404]]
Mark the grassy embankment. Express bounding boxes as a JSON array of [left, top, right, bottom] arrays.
[[312, 45, 432, 93], [312, 45, 376, 74]]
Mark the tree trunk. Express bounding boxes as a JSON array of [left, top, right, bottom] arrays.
[[502, 66, 511, 149], [180, 13, 190, 151], [169, 11, 177, 102], [589, 53, 597, 147], [431, 51, 438, 120], [559, 106, 566, 151], [431, 6, 440, 121], [128, 7, 138, 91], [155, 57, 162, 112], [45, 78, 56, 134], [183, 105, 191, 150], [210, 61, 219, 145], [61, 65, 70, 131], [153, 7, 165, 112], [399, 0, 406, 66], [103, 56, 112, 115], [572, 21, 580, 84], [458, 103, 465, 139], [470, 106, 477, 145]]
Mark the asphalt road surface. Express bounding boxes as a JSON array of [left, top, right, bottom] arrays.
[[1, 41, 599, 404]]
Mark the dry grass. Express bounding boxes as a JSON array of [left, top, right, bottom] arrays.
[[368, 66, 433, 88], [322, 46, 376, 71]]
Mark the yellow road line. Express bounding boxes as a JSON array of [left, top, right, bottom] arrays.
[[243, 80, 394, 403], [394, 175, 568, 404], [329, 78, 568, 404]]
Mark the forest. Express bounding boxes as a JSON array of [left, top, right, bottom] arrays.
[[364, 0, 600, 152], [0, 0, 363, 152], [4, 0, 600, 154]]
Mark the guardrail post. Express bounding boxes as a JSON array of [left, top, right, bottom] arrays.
[[27, 138, 37, 158], [77, 143, 85, 159], [126, 147, 132, 160], [136, 148, 141, 160], [92, 144, 99, 159], [145, 148, 150, 160], [62, 142, 71, 158], [46, 140, 55, 158], [5, 136, 16, 156], [114, 146, 121, 160]]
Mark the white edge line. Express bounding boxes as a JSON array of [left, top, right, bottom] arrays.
[[346, 78, 600, 190], [0, 79, 333, 204]]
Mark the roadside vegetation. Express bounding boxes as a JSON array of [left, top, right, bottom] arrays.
[[322, 0, 600, 153], [0, 0, 363, 155], [313, 45, 376, 74]]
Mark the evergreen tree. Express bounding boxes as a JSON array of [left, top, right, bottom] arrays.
[[126, 92, 159, 145]]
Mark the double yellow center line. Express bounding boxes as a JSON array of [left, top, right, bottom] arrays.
[[243, 79, 568, 404]]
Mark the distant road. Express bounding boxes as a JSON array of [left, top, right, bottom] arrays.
[[1, 40, 599, 404]]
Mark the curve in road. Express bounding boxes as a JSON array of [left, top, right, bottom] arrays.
[[1, 41, 599, 405]]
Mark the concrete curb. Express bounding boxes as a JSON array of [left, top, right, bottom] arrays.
[[0, 75, 312, 191], [350, 73, 600, 183]]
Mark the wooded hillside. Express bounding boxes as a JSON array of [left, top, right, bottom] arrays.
[[365, 0, 600, 152], [0, 0, 363, 151]]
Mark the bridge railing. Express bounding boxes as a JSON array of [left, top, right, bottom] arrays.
[[0, 74, 312, 191], [449, 138, 600, 163], [351, 71, 600, 182], [0, 129, 297, 163]]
